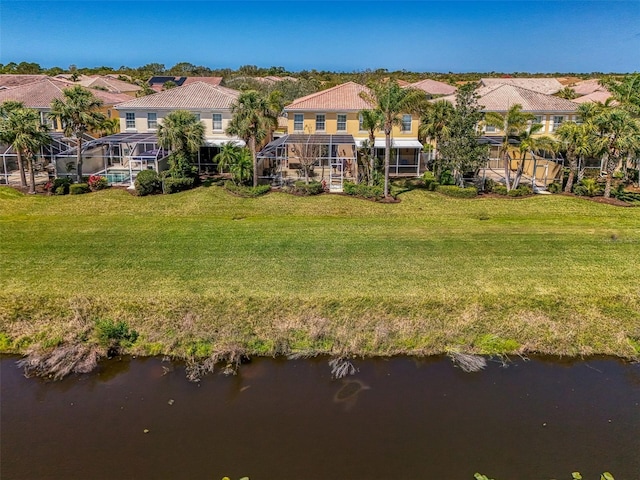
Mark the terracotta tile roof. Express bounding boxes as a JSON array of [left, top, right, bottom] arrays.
[[284, 82, 373, 111], [182, 76, 223, 87], [569, 79, 608, 96], [408, 78, 456, 95], [439, 84, 577, 112], [571, 90, 614, 104], [0, 74, 48, 89], [77, 76, 141, 93], [0, 78, 130, 108], [480, 77, 564, 95], [115, 82, 239, 110]]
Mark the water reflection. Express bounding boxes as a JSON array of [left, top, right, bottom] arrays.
[[333, 379, 371, 411]]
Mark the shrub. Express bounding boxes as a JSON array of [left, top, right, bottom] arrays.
[[492, 185, 508, 195], [343, 181, 385, 200], [483, 178, 496, 193], [135, 170, 161, 196], [163, 176, 195, 194], [88, 175, 108, 191], [573, 178, 601, 197], [50, 177, 71, 195], [224, 180, 270, 197], [292, 181, 324, 196], [69, 183, 90, 195], [435, 185, 478, 198], [427, 181, 439, 192], [547, 182, 562, 193], [94, 319, 138, 349]]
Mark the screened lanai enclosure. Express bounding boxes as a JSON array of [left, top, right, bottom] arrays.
[[258, 134, 425, 191], [0, 133, 74, 186]]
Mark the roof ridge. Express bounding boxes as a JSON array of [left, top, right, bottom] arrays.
[[286, 81, 364, 107]]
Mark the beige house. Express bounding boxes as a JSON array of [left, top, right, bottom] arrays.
[[114, 82, 244, 175], [260, 82, 424, 190]]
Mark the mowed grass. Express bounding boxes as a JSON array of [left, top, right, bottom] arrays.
[[1, 185, 639, 359]]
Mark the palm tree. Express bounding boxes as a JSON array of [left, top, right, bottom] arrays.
[[0, 101, 28, 186], [229, 148, 253, 185], [418, 99, 455, 177], [593, 107, 640, 198], [0, 105, 52, 193], [515, 123, 557, 189], [214, 141, 243, 174], [603, 73, 640, 116], [157, 110, 205, 177], [49, 85, 105, 182], [97, 118, 120, 137], [360, 80, 426, 198], [263, 90, 284, 145], [226, 91, 270, 187], [358, 109, 383, 185], [555, 120, 594, 193], [485, 104, 535, 191]]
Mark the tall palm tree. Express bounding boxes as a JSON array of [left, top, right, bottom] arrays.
[[603, 73, 640, 116], [0, 105, 52, 193], [157, 110, 205, 177], [0, 101, 28, 186], [358, 109, 383, 185], [485, 104, 535, 191], [555, 120, 594, 193], [418, 99, 455, 177], [360, 80, 426, 198], [49, 85, 105, 182], [593, 107, 640, 198], [226, 91, 270, 187], [515, 123, 557, 189]]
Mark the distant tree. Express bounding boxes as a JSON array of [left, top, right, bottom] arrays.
[[555, 112, 596, 193], [214, 141, 243, 174], [49, 86, 105, 182], [162, 81, 177, 91], [603, 73, 640, 116], [360, 80, 426, 197], [226, 91, 271, 187], [556, 86, 578, 100], [0, 104, 52, 193], [97, 118, 120, 137], [135, 81, 155, 97], [291, 138, 324, 184], [437, 84, 489, 187], [485, 104, 535, 191]]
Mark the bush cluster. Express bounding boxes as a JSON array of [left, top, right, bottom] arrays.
[[163, 176, 195, 194], [343, 181, 384, 200], [290, 181, 324, 196], [573, 178, 602, 197], [134, 170, 161, 196], [47, 177, 71, 195], [224, 180, 270, 197], [547, 182, 562, 193], [88, 175, 108, 191], [492, 184, 532, 197], [435, 185, 478, 198], [69, 183, 90, 195]]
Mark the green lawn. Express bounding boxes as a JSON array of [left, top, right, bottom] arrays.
[[1, 185, 639, 360]]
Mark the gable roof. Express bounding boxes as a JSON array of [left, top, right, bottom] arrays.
[[408, 78, 456, 96], [480, 77, 563, 95], [77, 76, 142, 93], [0, 74, 49, 89], [285, 82, 373, 111], [115, 82, 239, 110], [569, 78, 608, 96], [439, 84, 577, 112], [571, 90, 614, 105], [148, 76, 223, 92], [0, 78, 131, 108]]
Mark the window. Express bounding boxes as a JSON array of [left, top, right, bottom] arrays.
[[212, 113, 223, 131], [315, 114, 325, 132], [485, 124, 496, 133], [533, 115, 543, 125], [401, 114, 412, 132], [358, 113, 364, 131], [337, 114, 347, 131], [194, 113, 201, 122], [552, 116, 564, 131], [574, 116, 583, 125], [125, 112, 135, 129], [147, 113, 157, 129], [294, 114, 304, 131]]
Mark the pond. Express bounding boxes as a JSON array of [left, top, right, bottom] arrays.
[[1, 355, 639, 480]]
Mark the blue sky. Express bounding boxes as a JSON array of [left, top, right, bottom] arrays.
[[1, 1, 638, 72]]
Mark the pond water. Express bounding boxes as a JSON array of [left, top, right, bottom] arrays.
[[1, 355, 639, 480]]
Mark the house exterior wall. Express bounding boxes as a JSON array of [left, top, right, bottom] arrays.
[[482, 112, 578, 136], [285, 111, 421, 139], [116, 108, 234, 141]]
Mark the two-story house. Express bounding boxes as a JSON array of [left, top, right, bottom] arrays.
[[259, 82, 423, 191]]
